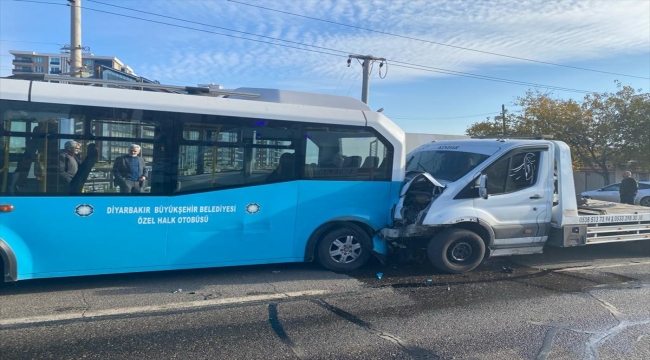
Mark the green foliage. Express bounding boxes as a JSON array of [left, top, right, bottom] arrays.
[[466, 82, 650, 184]]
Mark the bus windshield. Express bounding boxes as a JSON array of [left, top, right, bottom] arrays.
[[406, 150, 490, 182]]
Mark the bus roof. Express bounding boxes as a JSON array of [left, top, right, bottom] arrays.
[[0, 77, 373, 127], [228, 87, 371, 111]]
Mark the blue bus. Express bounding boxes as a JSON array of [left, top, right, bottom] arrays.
[[0, 76, 405, 282]]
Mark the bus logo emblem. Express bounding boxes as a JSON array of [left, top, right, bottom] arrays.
[[75, 204, 94, 217], [246, 203, 260, 214]]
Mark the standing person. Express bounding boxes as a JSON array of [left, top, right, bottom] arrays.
[[619, 171, 638, 205], [58, 140, 81, 193], [70, 143, 99, 194], [112, 144, 148, 194]]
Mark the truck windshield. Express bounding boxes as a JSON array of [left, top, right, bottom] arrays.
[[406, 150, 490, 182]]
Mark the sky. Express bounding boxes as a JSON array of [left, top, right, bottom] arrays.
[[1, 0, 649, 135]]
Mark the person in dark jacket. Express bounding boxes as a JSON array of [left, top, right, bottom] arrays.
[[58, 140, 81, 193], [619, 171, 638, 205], [69, 143, 99, 194], [112, 144, 148, 193], [266, 152, 294, 182]]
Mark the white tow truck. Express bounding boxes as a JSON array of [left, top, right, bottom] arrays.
[[380, 137, 650, 273]]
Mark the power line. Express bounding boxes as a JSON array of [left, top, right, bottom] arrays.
[[8, 0, 60, 6], [12, 0, 600, 94], [227, 0, 649, 80], [389, 62, 593, 94], [80, 1, 597, 94], [86, 0, 351, 57], [392, 112, 500, 120], [0, 39, 62, 46], [11, 0, 347, 58]]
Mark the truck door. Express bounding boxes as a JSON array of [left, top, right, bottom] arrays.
[[476, 146, 552, 246]]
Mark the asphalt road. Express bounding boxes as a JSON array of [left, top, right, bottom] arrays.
[[1, 241, 649, 360]]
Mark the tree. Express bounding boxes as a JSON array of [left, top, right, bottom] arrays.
[[466, 82, 650, 185]]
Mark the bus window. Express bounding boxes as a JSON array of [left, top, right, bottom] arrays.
[[1, 103, 87, 195], [175, 119, 297, 193], [1, 101, 165, 196], [302, 128, 391, 181]]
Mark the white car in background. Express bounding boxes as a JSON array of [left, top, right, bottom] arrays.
[[580, 181, 650, 206]]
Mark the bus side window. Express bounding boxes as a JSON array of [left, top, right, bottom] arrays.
[[302, 128, 391, 181]]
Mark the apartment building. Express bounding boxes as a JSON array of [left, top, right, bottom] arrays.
[[10, 50, 134, 77]]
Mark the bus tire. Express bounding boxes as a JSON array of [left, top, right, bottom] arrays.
[[317, 227, 370, 272], [427, 228, 485, 274]]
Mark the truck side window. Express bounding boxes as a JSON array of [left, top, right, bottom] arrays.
[[506, 152, 540, 192], [484, 157, 509, 194], [484, 151, 541, 195]]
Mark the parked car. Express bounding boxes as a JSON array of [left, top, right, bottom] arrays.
[[580, 181, 650, 206]]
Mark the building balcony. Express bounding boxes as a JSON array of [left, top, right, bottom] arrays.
[[13, 68, 33, 73], [13, 58, 33, 64]]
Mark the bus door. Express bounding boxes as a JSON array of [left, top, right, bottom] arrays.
[[165, 119, 299, 267]]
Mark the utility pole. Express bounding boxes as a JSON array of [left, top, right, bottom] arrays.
[[69, 0, 82, 77], [501, 104, 507, 136], [348, 54, 386, 105]]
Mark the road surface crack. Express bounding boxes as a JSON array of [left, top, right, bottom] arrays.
[[80, 291, 90, 317]]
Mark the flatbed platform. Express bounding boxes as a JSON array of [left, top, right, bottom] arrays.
[[577, 199, 650, 216]]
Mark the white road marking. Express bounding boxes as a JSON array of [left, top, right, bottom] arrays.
[[0, 290, 327, 326], [554, 261, 650, 272]]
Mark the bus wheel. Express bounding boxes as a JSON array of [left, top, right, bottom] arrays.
[[317, 227, 370, 272], [427, 228, 485, 274]]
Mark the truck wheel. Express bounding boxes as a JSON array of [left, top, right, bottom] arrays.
[[639, 197, 650, 207], [317, 227, 370, 272], [427, 228, 485, 274]]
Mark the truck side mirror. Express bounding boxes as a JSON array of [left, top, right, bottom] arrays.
[[479, 174, 488, 199]]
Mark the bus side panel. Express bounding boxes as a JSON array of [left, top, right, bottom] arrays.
[[0, 197, 169, 280], [294, 181, 393, 258], [165, 181, 299, 266]]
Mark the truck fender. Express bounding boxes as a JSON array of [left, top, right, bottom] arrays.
[[441, 218, 495, 248]]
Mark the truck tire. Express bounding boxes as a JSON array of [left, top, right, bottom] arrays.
[[317, 226, 370, 272], [427, 228, 485, 274]]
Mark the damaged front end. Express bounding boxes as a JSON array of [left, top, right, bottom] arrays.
[[382, 172, 446, 242]]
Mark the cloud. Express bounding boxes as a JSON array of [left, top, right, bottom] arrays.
[[64, 0, 650, 89]]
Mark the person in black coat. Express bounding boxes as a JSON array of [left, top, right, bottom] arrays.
[[619, 171, 638, 205], [58, 140, 81, 193], [112, 144, 148, 193], [69, 143, 99, 194]]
